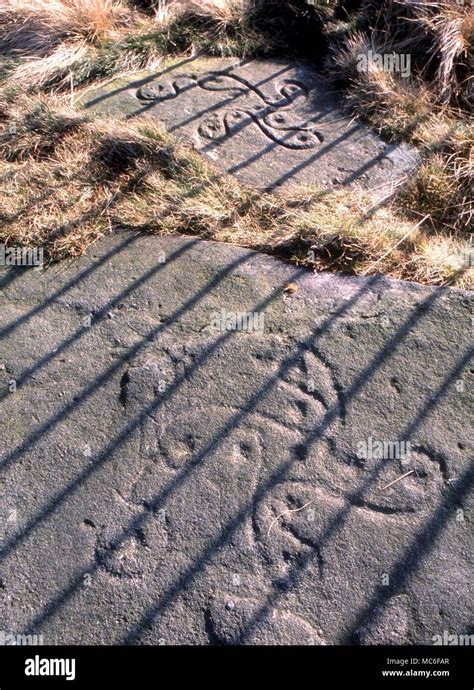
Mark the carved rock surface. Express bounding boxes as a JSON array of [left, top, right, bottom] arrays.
[[80, 58, 418, 194], [0, 231, 471, 645]]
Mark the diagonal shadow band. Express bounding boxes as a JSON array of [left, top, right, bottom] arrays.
[[0, 267, 23, 292], [23, 272, 469, 643], [120, 59, 400, 194], [225, 122, 357, 175], [0, 235, 198, 405], [343, 462, 474, 643], [0, 137, 250, 399], [236, 347, 474, 644], [1, 105, 316, 449], [0, 166, 148, 294], [2, 56, 465, 645], [1, 88, 308, 409], [123, 58, 260, 123], [81, 55, 202, 111], [125, 62, 297, 125], [1, 74, 251, 344], [265, 106, 428, 192], [0, 256, 315, 561], [18, 268, 470, 643], [118, 277, 469, 644], [0, 238, 256, 474], [168, 65, 294, 133], [16, 273, 380, 636], [0, 229, 141, 342]]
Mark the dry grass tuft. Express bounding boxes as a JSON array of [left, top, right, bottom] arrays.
[[331, 0, 473, 108], [400, 122, 474, 233], [0, 94, 471, 287], [0, 0, 330, 89], [0, 0, 472, 286], [0, 0, 140, 55], [326, 0, 473, 235]]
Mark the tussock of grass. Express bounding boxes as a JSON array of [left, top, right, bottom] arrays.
[[0, 0, 141, 53], [417, 234, 471, 286], [0, 0, 472, 287], [0, 1, 329, 91], [331, 0, 473, 108], [0, 95, 471, 287], [400, 122, 474, 234], [326, 0, 473, 235], [0, 93, 86, 160]]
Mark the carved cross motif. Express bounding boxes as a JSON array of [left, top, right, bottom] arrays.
[[136, 71, 325, 149]]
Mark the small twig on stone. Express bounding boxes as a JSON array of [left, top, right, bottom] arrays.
[[267, 500, 314, 537], [381, 470, 414, 492]]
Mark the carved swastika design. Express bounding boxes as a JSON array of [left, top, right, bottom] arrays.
[[137, 72, 325, 149]]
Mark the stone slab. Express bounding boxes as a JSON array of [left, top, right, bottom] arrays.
[[80, 58, 418, 194], [0, 231, 472, 645]]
